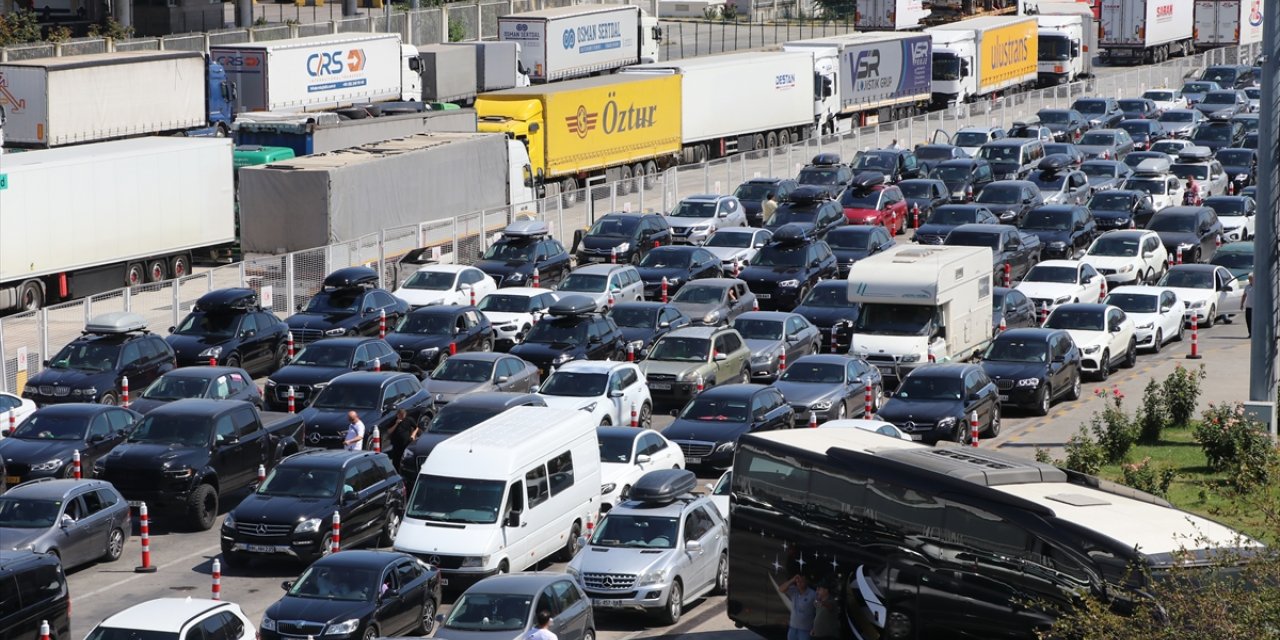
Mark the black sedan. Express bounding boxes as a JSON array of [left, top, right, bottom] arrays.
[[286, 267, 409, 345], [129, 366, 261, 414], [980, 328, 1082, 416], [929, 158, 995, 203], [261, 551, 441, 640], [825, 225, 895, 277], [421, 352, 539, 405], [609, 301, 691, 357], [166, 288, 289, 375], [897, 178, 950, 226], [385, 306, 494, 376], [1117, 98, 1162, 120], [1146, 206, 1224, 263], [398, 392, 545, 481], [660, 384, 793, 469], [636, 246, 723, 299], [913, 204, 999, 245], [875, 363, 1001, 445], [1087, 189, 1157, 231], [295, 372, 434, 450], [792, 280, 862, 354], [0, 404, 140, 483], [263, 338, 399, 412], [1118, 119, 1167, 151], [773, 354, 882, 424]]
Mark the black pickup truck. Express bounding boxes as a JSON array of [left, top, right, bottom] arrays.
[[93, 399, 303, 530]]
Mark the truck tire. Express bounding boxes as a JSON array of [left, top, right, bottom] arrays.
[[561, 177, 579, 207], [643, 161, 659, 190], [779, 129, 791, 146], [631, 164, 645, 193], [18, 280, 44, 312], [170, 255, 190, 278], [125, 263, 146, 287], [766, 131, 778, 148], [187, 484, 219, 531], [617, 165, 633, 196], [146, 259, 168, 283]]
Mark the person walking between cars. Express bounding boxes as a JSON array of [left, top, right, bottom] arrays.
[[1242, 273, 1254, 338], [780, 574, 817, 640], [384, 409, 411, 467], [762, 192, 778, 225], [344, 411, 365, 451], [526, 611, 556, 640], [1184, 177, 1201, 205], [811, 584, 840, 640]]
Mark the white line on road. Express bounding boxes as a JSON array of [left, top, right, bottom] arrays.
[[75, 543, 222, 601]]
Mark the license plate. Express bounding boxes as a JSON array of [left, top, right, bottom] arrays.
[[440, 578, 449, 586], [686, 457, 701, 464], [594, 599, 624, 608], [877, 366, 894, 374], [246, 544, 277, 553], [649, 382, 672, 390], [999, 394, 1010, 402], [756, 294, 771, 299], [127, 500, 143, 508], [4, 476, 19, 485], [909, 434, 923, 441]]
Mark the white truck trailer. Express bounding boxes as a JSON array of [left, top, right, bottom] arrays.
[[855, 0, 932, 30], [1193, 0, 1264, 50], [1099, 0, 1195, 64], [210, 33, 422, 113], [926, 15, 1039, 106], [498, 4, 661, 83], [0, 137, 236, 312], [1027, 2, 1096, 85]]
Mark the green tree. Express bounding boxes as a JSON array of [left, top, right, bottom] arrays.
[[0, 10, 45, 47]]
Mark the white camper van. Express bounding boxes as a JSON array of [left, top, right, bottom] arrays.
[[393, 406, 601, 587], [847, 245, 994, 386]]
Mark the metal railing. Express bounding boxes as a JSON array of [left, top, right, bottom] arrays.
[[0, 42, 1259, 394]]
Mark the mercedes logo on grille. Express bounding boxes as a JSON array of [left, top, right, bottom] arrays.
[[257, 523, 268, 535], [309, 431, 322, 443], [428, 555, 441, 565], [904, 421, 915, 430], [602, 575, 618, 587]]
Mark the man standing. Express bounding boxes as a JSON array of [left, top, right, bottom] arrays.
[[525, 611, 556, 640], [1242, 272, 1254, 337], [778, 574, 817, 640], [344, 411, 365, 451], [762, 192, 778, 225]]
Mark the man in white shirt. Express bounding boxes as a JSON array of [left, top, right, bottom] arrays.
[[344, 411, 365, 451], [525, 611, 556, 640]]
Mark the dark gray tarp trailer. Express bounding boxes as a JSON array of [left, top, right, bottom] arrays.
[[238, 132, 511, 253]]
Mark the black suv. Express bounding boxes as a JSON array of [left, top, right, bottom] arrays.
[[739, 224, 839, 311], [930, 158, 996, 202], [221, 450, 405, 566], [0, 551, 69, 640], [1036, 108, 1089, 142], [167, 288, 289, 375], [734, 177, 799, 226], [980, 328, 1082, 416], [1018, 205, 1097, 260], [286, 267, 410, 344], [876, 363, 1001, 444], [796, 153, 853, 196], [398, 392, 545, 481], [573, 212, 672, 265], [385, 306, 494, 376], [850, 148, 922, 183], [24, 312, 175, 406], [474, 220, 573, 288], [509, 295, 627, 375], [264, 337, 399, 412], [296, 372, 434, 451], [764, 186, 846, 239]]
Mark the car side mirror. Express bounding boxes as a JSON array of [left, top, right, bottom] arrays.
[[659, 321, 671, 329], [89, 434, 105, 443], [1142, 251, 1155, 258], [636, 453, 652, 464], [42, 359, 50, 367], [577, 535, 589, 549], [295, 304, 304, 312], [530, 385, 540, 394], [60, 514, 73, 528], [221, 435, 240, 446], [609, 389, 624, 398], [0, 429, 8, 437], [380, 588, 399, 600], [685, 539, 703, 553], [242, 329, 256, 338], [1161, 305, 1172, 312], [1109, 325, 1121, 333], [363, 307, 376, 315], [167, 326, 175, 334], [589, 335, 603, 344], [281, 580, 294, 591], [496, 375, 510, 383], [705, 482, 715, 492], [342, 487, 357, 503], [353, 360, 367, 370], [505, 510, 522, 528], [714, 352, 728, 361]]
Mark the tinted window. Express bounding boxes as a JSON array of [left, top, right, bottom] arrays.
[[526, 464, 549, 508], [547, 451, 574, 496]]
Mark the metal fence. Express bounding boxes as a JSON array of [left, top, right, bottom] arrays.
[[0, 43, 1259, 394]]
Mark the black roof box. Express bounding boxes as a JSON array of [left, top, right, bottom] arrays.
[[323, 266, 379, 289], [771, 223, 816, 244], [850, 171, 886, 189], [809, 152, 842, 166], [628, 469, 697, 503], [547, 294, 598, 316], [787, 185, 832, 202], [1037, 154, 1070, 172], [195, 288, 259, 312]]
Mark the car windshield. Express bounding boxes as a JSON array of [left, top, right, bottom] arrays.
[[482, 240, 537, 262], [915, 147, 956, 161], [894, 376, 963, 400], [540, 371, 607, 397], [610, 306, 657, 329], [127, 414, 211, 447], [1088, 236, 1141, 257], [978, 146, 1021, 162], [928, 207, 981, 225], [85, 629, 179, 640], [779, 362, 844, 384], [1119, 122, 1154, 138], [1152, 141, 1187, 155], [1148, 215, 1198, 233], [852, 153, 896, 172], [1038, 111, 1071, 124], [524, 320, 587, 346], [945, 231, 1001, 250], [444, 593, 532, 632], [1144, 91, 1175, 102], [706, 232, 755, 249], [431, 358, 494, 383], [671, 284, 725, 305], [798, 167, 843, 185], [141, 376, 211, 401], [1192, 125, 1234, 143], [751, 244, 807, 268], [640, 249, 692, 268], [648, 337, 710, 362], [311, 384, 380, 410], [406, 474, 506, 525], [734, 183, 775, 200], [1045, 309, 1106, 331], [478, 294, 535, 314], [1183, 82, 1217, 93], [173, 311, 238, 338], [826, 229, 872, 250], [1106, 293, 1158, 314], [800, 283, 857, 309], [258, 467, 339, 498], [0, 497, 60, 529], [1211, 251, 1253, 270], [1027, 172, 1067, 192], [1079, 132, 1117, 146], [984, 338, 1049, 363], [1125, 178, 1168, 195], [290, 343, 353, 367], [288, 565, 377, 602], [953, 131, 990, 147], [1201, 92, 1237, 105], [401, 270, 455, 291], [1021, 210, 1073, 231], [854, 303, 934, 335], [559, 273, 608, 293], [304, 289, 361, 313], [898, 182, 936, 199], [839, 188, 882, 208], [591, 514, 680, 548], [1161, 111, 1196, 123], [10, 413, 88, 440], [589, 217, 639, 237], [427, 406, 500, 435], [1118, 100, 1150, 113], [976, 184, 1022, 204], [1216, 150, 1253, 165], [1160, 269, 1215, 289], [770, 206, 820, 226], [598, 432, 636, 463], [670, 201, 719, 218], [46, 341, 119, 372], [1025, 265, 1078, 283], [395, 313, 454, 336], [734, 319, 784, 341], [1205, 198, 1248, 216], [680, 396, 749, 422], [930, 164, 973, 182]]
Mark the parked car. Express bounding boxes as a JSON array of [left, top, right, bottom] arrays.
[[796, 154, 854, 195], [510, 296, 628, 375], [733, 177, 798, 227], [929, 158, 995, 203], [1072, 97, 1125, 128], [1035, 108, 1089, 142], [129, 367, 261, 415], [263, 337, 399, 412], [436, 572, 592, 640], [295, 372, 434, 450], [1201, 65, 1254, 90], [1075, 129, 1135, 160], [1025, 157, 1091, 206], [1142, 88, 1187, 112], [912, 144, 967, 173], [1018, 205, 1097, 260], [1079, 160, 1133, 192], [557, 264, 645, 313], [0, 549, 69, 640], [912, 204, 999, 245], [1146, 206, 1224, 263], [944, 224, 1043, 282], [23, 313, 175, 406], [875, 363, 1001, 444], [1104, 286, 1185, 352], [849, 148, 922, 183], [764, 187, 846, 239], [1081, 230, 1169, 286], [0, 393, 36, 431], [261, 551, 441, 640], [733, 312, 822, 383], [638, 326, 752, 404], [667, 278, 756, 327], [475, 221, 573, 289], [1041, 143, 1085, 168], [397, 393, 546, 481], [1190, 118, 1245, 152], [1170, 146, 1228, 197], [1122, 160, 1186, 211], [1087, 190, 1157, 231], [1202, 195, 1255, 242], [0, 404, 139, 483], [1179, 80, 1221, 105], [974, 180, 1042, 225], [476, 288, 561, 352], [1158, 108, 1207, 139], [792, 280, 863, 354], [595, 428, 685, 511], [897, 178, 950, 225], [0, 478, 130, 569], [385, 306, 493, 376], [980, 328, 1081, 415], [609, 302, 691, 358], [700, 228, 772, 274], [422, 352, 539, 405], [635, 246, 723, 299], [773, 354, 882, 423], [1117, 98, 1161, 120], [394, 265, 497, 310], [838, 172, 907, 233], [286, 267, 409, 344], [1118, 119, 1167, 151], [1193, 90, 1249, 117], [660, 384, 793, 469], [573, 212, 672, 266], [1157, 264, 1245, 327], [1015, 260, 1107, 312], [1042, 303, 1137, 380], [1215, 148, 1258, 190], [665, 195, 747, 245], [825, 225, 895, 277], [88, 599, 255, 640], [1208, 241, 1254, 279], [951, 125, 1007, 156], [166, 288, 289, 374], [536, 360, 652, 428], [1006, 121, 1053, 142], [992, 287, 1037, 333]]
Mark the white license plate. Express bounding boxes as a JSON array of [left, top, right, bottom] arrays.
[[756, 294, 771, 299], [246, 544, 277, 553], [999, 394, 1010, 402], [127, 500, 143, 508], [649, 382, 672, 390], [594, 599, 624, 608], [877, 366, 894, 374], [686, 457, 702, 464], [909, 434, 923, 441]]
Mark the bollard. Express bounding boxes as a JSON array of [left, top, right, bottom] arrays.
[[1215, 233, 1222, 250], [135, 502, 157, 573], [627, 344, 635, 362], [752, 298, 759, 311], [912, 204, 921, 230], [607, 291, 615, 308], [287, 387, 296, 414], [808, 410, 818, 429], [829, 325, 839, 353], [470, 288, 477, 307], [970, 411, 980, 447], [778, 351, 787, 373], [1099, 276, 1107, 302], [379, 309, 386, 339], [864, 382, 874, 418], [999, 316, 1007, 333], [585, 515, 594, 535], [72, 450, 81, 480], [661, 277, 669, 303], [330, 511, 341, 553], [695, 373, 705, 394], [611, 247, 618, 264], [630, 404, 638, 428], [211, 558, 221, 601], [373, 357, 381, 372], [1038, 302, 1050, 326], [371, 426, 381, 453], [1003, 262, 1012, 288], [121, 376, 130, 408], [1187, 312, 1202, 359], [1176, 247, 1184, 265], [209, 356, 217, 367], [8, 410, 14, 434], [449, 342, 458, 356], [287, 331, 295, 359], [40, 621, 50, 640], [257, 464, 266, 484], [532, 268, 541, 288]]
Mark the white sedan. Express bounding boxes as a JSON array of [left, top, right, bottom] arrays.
[[393, 264, 497, 309], [536, 360, 652, 428], [1105, 286, 1186, 352], [476, 287, 560, 350], [1015, 260, 1107, 310], [597, 426, 685, 511], [819, 418, 914, 440], [1157, 264, 1245, 328], [0, 392, 37, 437], [1081, 230, 1168, 286], [1043, 303, 1137, 381], [702, 227, 772, 274], [1141, 88, 1188, 112]]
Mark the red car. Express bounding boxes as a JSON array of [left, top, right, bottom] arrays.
[[839, 174, 908, 234]]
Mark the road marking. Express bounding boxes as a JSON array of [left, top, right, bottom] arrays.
[[74, 543, 222, 601]]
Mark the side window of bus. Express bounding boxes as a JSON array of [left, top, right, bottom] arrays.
[[739, 450, 809, 518], [866, 479, 943, 536], [808, 466, 868, 522], [940, 498, 1030, 557]]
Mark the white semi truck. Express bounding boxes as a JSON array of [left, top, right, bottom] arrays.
[[1026, 2, 1097, 85], [498, 4, 662, 83], [1098, 0, 1195, 64], [926, 15, 1039, 106]]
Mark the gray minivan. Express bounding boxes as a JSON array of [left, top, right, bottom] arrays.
[[977, 138, 1046, 181]]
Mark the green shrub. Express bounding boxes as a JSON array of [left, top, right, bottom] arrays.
[[1090, 387, 1138, 463], [1121, 457, 1177, 497], [1195, 402, 1278, 489], [1064, 426, 1106, 475], [1163, 364, 1206, 429], [1138, 377, 1171, 443]]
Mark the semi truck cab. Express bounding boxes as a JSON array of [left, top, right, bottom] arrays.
[[477, 99, 546, 189], [930, 31, 975, 105], [401, 44, 424, 102]]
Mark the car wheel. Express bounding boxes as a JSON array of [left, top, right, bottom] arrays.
[[1067, 370, 1082, 400], [639, 402, 653, 429], [836, 403, 846, 419], [224, 353, 240, 369], [479, 338, 492, 352], [1202, 307, 1215, 328], [99, 391, 119, 406], [272, 343, 290, 373], [1122, 339, 1137, 368], [361, 626, 377, 640], [1151, 329, 1163, 353], [583, 629, 597, 640], [1032, 386, 1051, 417], [1097, 351, 1110, 381], [714, 552, 729, 595], [416, 597, 438, 635], [1176, 320, 1186, 341], [187, 483, 218, 531], [986, 405, 1002, 437], [953, 420, 969, 444], [555, 520, 582, 562], [620, 485, 631, 500], [600, 415, 612, 427], [656, 579, 683, 625], [102, 527, 125, 561], [379, 510, 402, 547]]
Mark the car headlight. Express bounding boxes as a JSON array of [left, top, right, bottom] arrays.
[[615, 242, 632, 253], [222, 512, 236, 529], [627, 340, 645, 351], [22, 384, 35, 395], [691, 225, 711, 233], [601, 483, 617, 495], [30, 458, 63, 472], [812, 401, 833, 411], [580, 402, 598, 413], [1017, 378, 1041, 388], [295, 517, 322, 534], [702, 310, 721, 324], [1083, 345, 1102, 354], [419, 347, 439, 358], [553, 352, 574, 365], [900, 354, 921, 363], [260, 617, 276, 632], [936, 417, 957, 430], [93, 459, 107, 474], [313, 382, 329, 391], [638, 568, 671, 586], [715, 441, 736, 453], [163, 466, 193, 479], [324, 619, 361, 636], [566, 565, 581, 579], [73, 387, 97, 397], [1049, 241, 1067, 250], [507, 272, 526, 282], [1236, 173, 1248, 181], [666, 277, 682, 286], [778, 279, 800, 288], [1136, 322, 1154, 330], [1190, 300, 1208, 308], [198, 346, 223, 359], [1118, 264, 1135, 273], [265, 379, 277, 387], [323, 328, 347, 337], [460, 555, 489, 568], [1054, 296, 1072, 305]]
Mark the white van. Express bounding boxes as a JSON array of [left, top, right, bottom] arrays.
[[393, 406, 600, 588]]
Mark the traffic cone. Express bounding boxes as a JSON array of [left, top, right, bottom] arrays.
[[970, 411, 980, 447], [1187, 313, 1202, 359], [808, 410, 818, 429]]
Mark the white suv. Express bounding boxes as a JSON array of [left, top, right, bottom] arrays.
[[537, 360, 653, 427], [1082, 230, 1168, 286], [394, 264, 497, 309], [1043, 303, 1137, 381], [477, 287, 560, 350], [87, 599, 255, 640]]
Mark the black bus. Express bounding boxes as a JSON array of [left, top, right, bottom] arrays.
[[726, 428, 1255, 640]]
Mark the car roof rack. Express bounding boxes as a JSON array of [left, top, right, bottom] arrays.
[[85, 312, 149, 335], [809, 152, 843, 166], [502, 219, 551, 238], [323, 266, 379, 289], [194, 288, 260, 312], [771, 223, 818, 245], [628, 469, 698, 504], [1177, 146, 1214, 163], [546, 294, 598, 317]]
